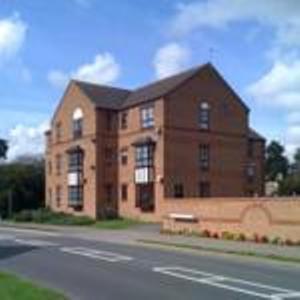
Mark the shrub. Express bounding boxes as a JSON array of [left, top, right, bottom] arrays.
[[236, 233, 246, 242], [201, 229, 211, 238], [271, 237, 281, 245], [285, 239, 294, 246], [212, 232, 219, 239], [221, 231, 235, 240], [13, 208, 94, 226], [13, 210, 34, 222], [261, 236, 269, 243]]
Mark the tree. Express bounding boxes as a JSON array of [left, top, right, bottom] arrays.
[[265, 141, 288, 181], [0, 139, 8, 159], [294, 148, 300, 164], [0, 156, 45, 218]]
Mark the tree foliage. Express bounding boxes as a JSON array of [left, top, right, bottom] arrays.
[[0, 157, 45, 218], [265, 141, 289, 181], [0, 139, 8, 159]]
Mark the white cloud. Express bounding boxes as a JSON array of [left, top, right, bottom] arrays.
[[48, 53, 120, 88], [48, 70, 69, 89], [248, 60, 300, 109], [284, 124, 300, 160], [0, 13, 27, 63], [7, 121, 49, 161], [153, 43, 190, 79], [170, 0, 300, 48]]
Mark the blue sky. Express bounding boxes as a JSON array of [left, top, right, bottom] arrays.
[[1, 0, 300, 159]]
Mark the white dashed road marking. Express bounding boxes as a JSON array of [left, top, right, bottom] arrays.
[[60, 247, 133, 262], [153, 267, 300, 299], [14, 239, 59, 247]]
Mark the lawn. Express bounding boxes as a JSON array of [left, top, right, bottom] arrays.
[[0, 272, 67, 300], [93, 218, 143, 230]]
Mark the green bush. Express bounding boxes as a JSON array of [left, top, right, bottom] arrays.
[[201, 229, 211, 238], [13, 208, 95, 226], [271, 237, 282, 245], [221, 231, 235, 240], [261, 235, 269, 243], [236, 233, 246, 241]]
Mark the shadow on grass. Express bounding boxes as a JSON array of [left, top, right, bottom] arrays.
[[0, 245, 37, 260]]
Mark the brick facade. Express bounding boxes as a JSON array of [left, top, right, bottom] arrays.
[[161, 198, 300, 242], [45, 63, 265, 219]]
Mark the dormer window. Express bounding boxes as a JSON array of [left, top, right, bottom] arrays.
[[73, 108, 83, 139], [199, 102, 210, 130]]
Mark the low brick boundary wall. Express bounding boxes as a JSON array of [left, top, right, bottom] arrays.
[[161, 198, 300, 242]]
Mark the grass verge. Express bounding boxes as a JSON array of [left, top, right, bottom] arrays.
[[93, 218, 143, 230], [138, 239, 300, 264], [11, 208, 143, 230], [0, 272, 67, 300]]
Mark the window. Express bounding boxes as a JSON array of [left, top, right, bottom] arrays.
[[56, 122, 62, 142], [120, 112, 128, 129], [56, 154, 62, 175], [135, 144, 154, 168], [105, 184, 113, 203], [141, 106, 154, 129], [199, 181, 211, 197], [199, 144, 210, 171], [68, 186, 83, 204], [56, 185, 62, 207], [68, 149, 83, 172], [48, 161, 52, 175], [105, 147, 114, 166], [246, 164, 255, 183], [173, 183, 184, 198], [248, 139, 254, 158], [121, 184, 128, 201], [199, 102, 210, 129], [72, 108, 83, 139], [67, 147, 84, 206], [120, 148, 128, 165], [106, 112, 113, 131]]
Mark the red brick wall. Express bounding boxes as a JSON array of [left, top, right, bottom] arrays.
[[46, 82, 98, 218], [160, 198, 300, 242], [163, 66, 263, 197]]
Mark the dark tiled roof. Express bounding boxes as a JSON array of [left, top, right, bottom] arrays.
[[123, 65, 203, 108], [74, 80, 131, 110], [72, 63, 249, 112], [248, 128, 265, 141]]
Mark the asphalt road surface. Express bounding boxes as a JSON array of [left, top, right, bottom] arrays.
[[0, 227, 300, 300]]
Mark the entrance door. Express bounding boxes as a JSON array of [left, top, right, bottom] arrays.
[[136, 183, 154, 212]]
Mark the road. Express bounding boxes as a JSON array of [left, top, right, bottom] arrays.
[[0, 227, 300, 300]]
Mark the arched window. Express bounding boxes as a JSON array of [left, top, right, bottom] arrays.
[[72, 108, 83, 139], [198, 102, 210, 130]]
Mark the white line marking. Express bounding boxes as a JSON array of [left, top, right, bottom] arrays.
[[61, 247, 133, 262], [272, 292, 300, 299], [153, 266, 300, 300], [14, 239, 59, 247], [0, 227, 60, 236]]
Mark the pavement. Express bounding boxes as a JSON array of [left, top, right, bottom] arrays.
[[1, 224, 300, 299]]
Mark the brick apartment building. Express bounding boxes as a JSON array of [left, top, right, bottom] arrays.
[[45, 63, 265, 219]]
